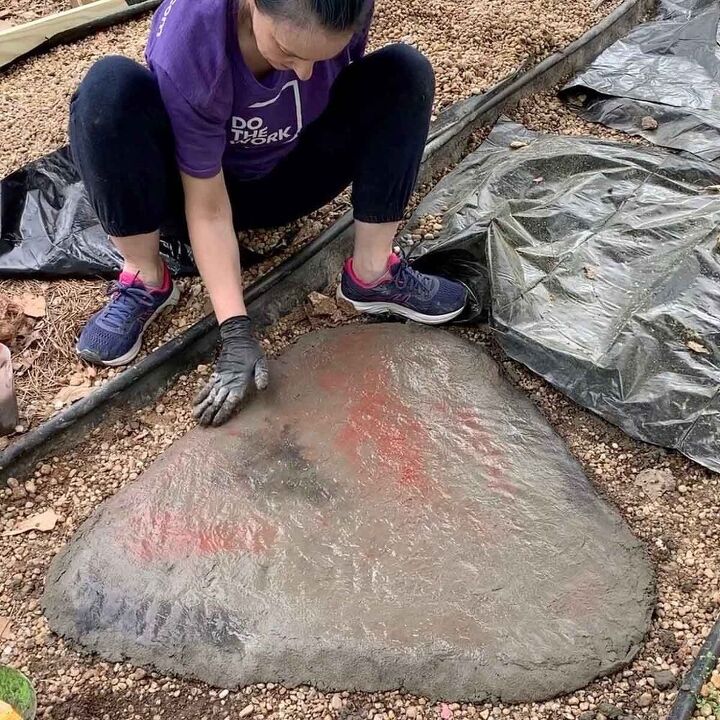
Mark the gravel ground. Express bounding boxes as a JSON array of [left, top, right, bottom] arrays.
[[1, 285, 718, 719], [0, 0, 69, 26], [509, 89, 647, 142], [0, 0, 622, 432]]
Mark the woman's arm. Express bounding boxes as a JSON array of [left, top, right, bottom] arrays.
[[183, 170, 269, 426], [181, 170, 246, 323]]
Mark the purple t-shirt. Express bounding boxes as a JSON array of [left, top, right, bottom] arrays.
[[146, 0, 371, 180]]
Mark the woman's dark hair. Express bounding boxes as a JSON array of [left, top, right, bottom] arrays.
[[255, 0, 369, 32]]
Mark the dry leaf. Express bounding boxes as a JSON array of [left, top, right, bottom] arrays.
[[67, 371, 90, 387], [3, 509, 59, 536], [583, 265, 598, 280], [0, 295, 24, 345], [53, 385, 93, 406], [687, 340, 710, 355], [19, 292, 46, 318], [509, 140, 528, 150], [0, 616, 12, 640]]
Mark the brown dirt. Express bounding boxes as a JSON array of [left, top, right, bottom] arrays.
[[1, 287, 718, 720], [509, 89, 648, 142], [0, 0, 69, 26]]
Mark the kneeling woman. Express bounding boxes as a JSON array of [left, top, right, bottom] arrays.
[[71, 0, 467, 425]]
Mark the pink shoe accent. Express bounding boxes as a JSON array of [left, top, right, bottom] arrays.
[[119, 263, 171, 293], [346, 253, 400, 288]]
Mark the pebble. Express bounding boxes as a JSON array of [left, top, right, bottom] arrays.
[[652, 669, 675, 690], [636, 692, 652, 707], [240, 704, 255, 718]]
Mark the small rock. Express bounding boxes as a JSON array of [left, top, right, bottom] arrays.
[[597, 704, 622, 719], [406, 707, 418, 719], [240, 704, 255, 718], [652, 669, 675, 690], [218, 688, 229, 699], [330, 695, 343, 710], [305, 291, 337, 318], [579, 712, 595, 720], [640, 116, 658, 130], [24, 480, 36, 495], [634, 468, 675, 499], [711, 670, 720, 689], [130, 668, 147, 681], [509, 140, 528, 149], [637, 692, 653, 708]]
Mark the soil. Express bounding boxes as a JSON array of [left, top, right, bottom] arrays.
[[0, 0, 69, 26]]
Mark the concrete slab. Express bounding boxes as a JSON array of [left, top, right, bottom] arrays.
[[42, 324, 654, 702]]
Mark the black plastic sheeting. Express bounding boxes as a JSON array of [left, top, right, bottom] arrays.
[[0, 146, 197, 278], [404, 120, 720, 473], [561, 0, 720, 162]]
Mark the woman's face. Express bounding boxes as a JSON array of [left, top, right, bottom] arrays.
[[249, 1, 353, 80]]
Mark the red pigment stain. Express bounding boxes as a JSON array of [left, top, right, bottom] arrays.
[[124, 509, 277, 563], [320, 365, 433, 495]]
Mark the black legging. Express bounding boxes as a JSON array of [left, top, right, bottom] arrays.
[[68, 44, 435, 238]]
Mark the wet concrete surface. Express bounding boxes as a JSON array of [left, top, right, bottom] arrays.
[[42, 324, 655, 702]]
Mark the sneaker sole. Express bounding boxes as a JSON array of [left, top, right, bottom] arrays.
[[337, 286, 465, 325], [76, 283, 181, 368]]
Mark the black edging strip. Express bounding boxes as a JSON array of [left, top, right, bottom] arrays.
[[669, 617, 720, 720], [0, 0, 653, 483]]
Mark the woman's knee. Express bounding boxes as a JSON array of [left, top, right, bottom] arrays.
[[369, 44, 435, 108], [70, 56, 161, 135]]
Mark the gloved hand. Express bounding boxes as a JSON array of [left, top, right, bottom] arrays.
[[193, 315, 269, 426]]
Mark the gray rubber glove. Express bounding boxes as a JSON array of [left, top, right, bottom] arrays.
[[193, 315, 269, 426]]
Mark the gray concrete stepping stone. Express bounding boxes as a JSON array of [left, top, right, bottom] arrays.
[[42, 324, 654, 702]]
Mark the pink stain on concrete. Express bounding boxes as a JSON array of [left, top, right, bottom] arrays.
[[124, 509, 277, 563]]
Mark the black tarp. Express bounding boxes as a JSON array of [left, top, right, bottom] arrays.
[[404, 120, 720, 473], [561, 0, 720, 161], [0, 146, 197, 277]]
